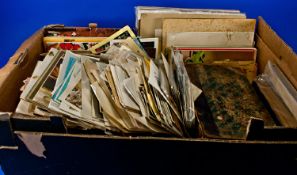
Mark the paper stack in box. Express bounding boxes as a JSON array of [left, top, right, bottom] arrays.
[[15, 6, 297, 140], [17, 26, 202, 137]]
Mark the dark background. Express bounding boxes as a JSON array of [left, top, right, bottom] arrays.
[[0, 0, 296, 68]]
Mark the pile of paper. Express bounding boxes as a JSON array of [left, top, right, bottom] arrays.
[[135, 6, 278, 139], [16, 6, 291, 140], [17, 26, 202, 137], [136, 6, 258, 82], [136, 6, 246, 38]]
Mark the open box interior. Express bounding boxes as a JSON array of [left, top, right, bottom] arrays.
[[0, 17, 297, 146]]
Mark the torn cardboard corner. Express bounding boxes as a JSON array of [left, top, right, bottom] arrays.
[[17, 132, 46, 158], [246, 117, 264, 140]]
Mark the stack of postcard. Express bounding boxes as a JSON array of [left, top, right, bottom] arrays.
[[16, 26, 202, 137], [16, 6, 292, 139], [136, 6, 258, 83], [136, 6, 279, 139], [43, 25, 118, 51]]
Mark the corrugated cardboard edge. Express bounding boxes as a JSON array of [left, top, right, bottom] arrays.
[[256, 17, 297, 90], [13, 131, 297, 144], [0, 28, 44, 112]]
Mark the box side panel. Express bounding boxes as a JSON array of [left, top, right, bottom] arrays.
[[256, 17, 297, 90], [0, 132, 297, 175], [0, 28, 44, 112]]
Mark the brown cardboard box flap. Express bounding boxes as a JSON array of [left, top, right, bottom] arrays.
[[256, 17, 297, 90], [0, 28, 44, 112]]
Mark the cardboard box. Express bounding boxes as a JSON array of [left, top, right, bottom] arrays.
[[0, 18, 297, 174]]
